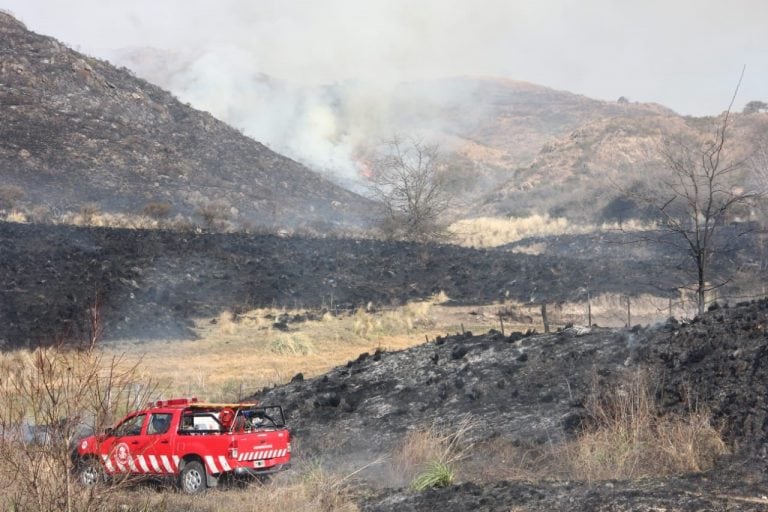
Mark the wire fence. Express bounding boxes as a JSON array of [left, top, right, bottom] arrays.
[[502, 290, 768, 332]]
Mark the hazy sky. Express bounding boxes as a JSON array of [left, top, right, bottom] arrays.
[[3, 0, 766, 116]]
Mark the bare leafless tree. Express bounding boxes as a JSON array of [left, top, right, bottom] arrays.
[[627, 73, 760, 314], [0, 307, 157, 512], [368, 136, 452, 244]]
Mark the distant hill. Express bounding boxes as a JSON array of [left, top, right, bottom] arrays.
[[63, 35, 768, 228], [0, 12, 372, 231], [479, 110, 768, 222], [106, 48, 715, 222], [384, 77, 680, 205]]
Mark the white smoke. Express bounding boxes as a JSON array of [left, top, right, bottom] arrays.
[[112, 44, 479, 188]]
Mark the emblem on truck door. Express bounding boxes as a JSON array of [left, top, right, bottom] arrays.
[[115, 443, 130, 467]]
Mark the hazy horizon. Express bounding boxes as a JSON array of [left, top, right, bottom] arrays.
[[3, 0, 765, 116], [3, 1, 766, 185]]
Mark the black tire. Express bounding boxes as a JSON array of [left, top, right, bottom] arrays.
[[179, 461, 207, 494], [76, 457, 105, 487], [255, 473, 272, 485]]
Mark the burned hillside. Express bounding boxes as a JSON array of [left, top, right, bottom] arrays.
[[0, 12, 370, 230]]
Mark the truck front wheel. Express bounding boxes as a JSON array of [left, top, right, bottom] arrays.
[[76, 457, 104, 487], [179, 461, 207, 494]]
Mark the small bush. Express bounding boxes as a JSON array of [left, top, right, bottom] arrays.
[[411, 460, 455, 490], [393, 417, 474, 488]]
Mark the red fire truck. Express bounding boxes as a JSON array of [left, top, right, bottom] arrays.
[[73, 397, 291, 493]]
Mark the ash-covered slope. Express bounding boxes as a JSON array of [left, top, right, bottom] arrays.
[[254, 300, 768, 511], [259, 327, 630, 458], [258, 300, 768, 459], [0, 12, 371, 229], [363, 475, 768, 512], [0, 221, 664, 346]]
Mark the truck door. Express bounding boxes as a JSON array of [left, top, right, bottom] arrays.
[[142, 412, 179, 475], [100, 413, 148, 475]]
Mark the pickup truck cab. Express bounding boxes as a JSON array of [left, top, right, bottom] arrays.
[[74, 397, 291, 493]]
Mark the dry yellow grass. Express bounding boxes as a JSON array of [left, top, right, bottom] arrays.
[[105, 293, 466, 400], [4, 209, 27, 223], [392, 417, 475, 488], [101, 473, 360, 512], [561, 370, 727, 482], [0, 469, 360, 512], [103, 292, 692, 401], [449, 215, 656, 248], [449, 214, 575, 248], [463, 370, 727, 484]]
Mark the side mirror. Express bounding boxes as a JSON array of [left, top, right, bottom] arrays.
[[104, 427, 114, 436]]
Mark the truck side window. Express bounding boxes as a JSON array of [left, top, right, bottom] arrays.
[[147, 413, 172, 435], [113, 414, 146, 437], [180, 414, 194, 431]]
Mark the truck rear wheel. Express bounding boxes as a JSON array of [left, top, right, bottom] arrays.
[[179, 461, 206, 494]]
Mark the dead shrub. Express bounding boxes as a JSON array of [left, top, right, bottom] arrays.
[[79, 203, 101, 225], [299, 463, 360, 512], [0, 336, 157, 511], [0, 184, 24, 209], [215, 310, 237, 335], [196, 201, 232, 230], [141, 201, 173, 219], [560, 369, 726, 482], [461, 437, 553, 483]]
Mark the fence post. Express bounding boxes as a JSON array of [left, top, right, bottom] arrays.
[[626, 295, 631, 328], [541, 303, 550, 333]]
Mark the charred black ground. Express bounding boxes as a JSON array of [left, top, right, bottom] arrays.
[[254, 300, 768, 511], [0, 221, 672, 347]]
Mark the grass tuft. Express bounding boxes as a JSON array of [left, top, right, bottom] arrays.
[[393, 417, 475, 489], [411, 460, 455, 490]]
